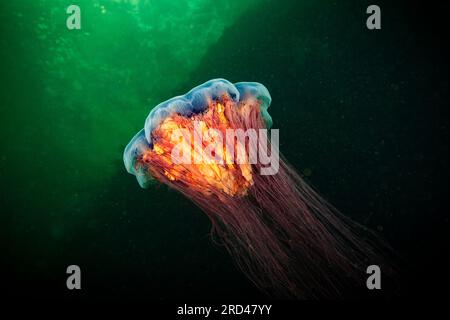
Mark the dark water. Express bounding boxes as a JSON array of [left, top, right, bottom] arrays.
[[1, 0, 449, 299]]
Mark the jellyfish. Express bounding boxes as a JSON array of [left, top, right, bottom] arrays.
[[124, 79, 393, 299]]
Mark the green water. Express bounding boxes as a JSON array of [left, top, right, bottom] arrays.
[[1, 0, 449, 299]]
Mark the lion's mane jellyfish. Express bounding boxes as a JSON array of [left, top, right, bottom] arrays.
[[124, 79, 393, 298]]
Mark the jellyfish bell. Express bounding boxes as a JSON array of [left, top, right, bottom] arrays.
[[124, 79, 395, 299], [125, 79, 277, 195]]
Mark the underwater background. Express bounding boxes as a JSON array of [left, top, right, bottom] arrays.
[[1, 0, 449, 299]]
